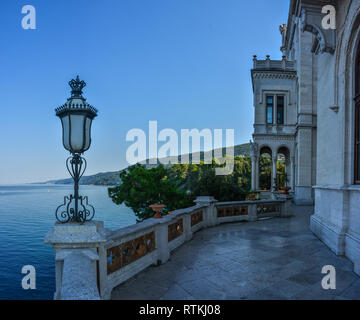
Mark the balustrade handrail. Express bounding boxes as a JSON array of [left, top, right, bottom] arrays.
[[106, 204, 208, 242], [216, 199, 285, 207]]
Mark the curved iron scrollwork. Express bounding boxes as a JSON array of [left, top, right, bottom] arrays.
[[55, 154, 95, 224]]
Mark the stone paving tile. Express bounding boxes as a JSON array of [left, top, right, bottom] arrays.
[[178, 278, 226, 300], [223, 279, 270, 299], [337, 279, 360, 300], [291, 284, 340, 300], [111, 205, 360, 300], [186, 264, 226, 280], [266, 279, 307, 299], [214, 260, 245, 272], [172, 268, 204, 284], [335, 270, 359, 292], [160, 284, 195, 300], [266, 254, 303, 266], [287, 266, 323, 286], [112, 281, 169, 300], [206, 273, 242, 292], [246, 287, 289, 300]]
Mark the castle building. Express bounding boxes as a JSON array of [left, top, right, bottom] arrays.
[[251, 0, 360, 275]]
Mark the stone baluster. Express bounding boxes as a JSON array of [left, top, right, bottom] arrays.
[[265, 55, 271, 69], [253, 55, 258, 69]]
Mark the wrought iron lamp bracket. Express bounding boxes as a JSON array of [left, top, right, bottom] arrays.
[[55, 153, 95, 224]]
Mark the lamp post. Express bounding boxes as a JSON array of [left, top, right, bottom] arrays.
[[55, 76, 98, 223]]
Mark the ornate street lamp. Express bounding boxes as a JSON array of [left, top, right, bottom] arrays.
[[55, 76, 98, 223]]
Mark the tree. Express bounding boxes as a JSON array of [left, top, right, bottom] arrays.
[[259, 156, 271, 190], [108, 156, 252, 221], [108, 164, 192, 222], [185, 156, 252, 202]]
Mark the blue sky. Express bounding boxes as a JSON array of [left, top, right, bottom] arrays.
[[0, 0, 289, 184]]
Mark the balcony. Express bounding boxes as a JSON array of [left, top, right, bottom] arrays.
[[252, 55, 296, 72], [254, 124, 297, 135], [111, 204, 359, 300], [46, 199, 360, 300]]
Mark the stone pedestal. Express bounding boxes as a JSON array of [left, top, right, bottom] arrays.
[[194, 196, 218, 227], [271, 193, 293, 217], [44, 221, 108, 300]]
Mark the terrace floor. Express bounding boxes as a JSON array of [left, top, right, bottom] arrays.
[[111, 205, 360, 300]]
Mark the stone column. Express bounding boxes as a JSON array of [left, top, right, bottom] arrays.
[[272, 154, 278, 190], [285, 159, 290, 186], [290, 156, 295, 190], [255, 157, 259, 190], [295, 127, 313, 204], [250, 141, 259, 191], [251, 156, 257, 190], [293, 26, 314, 205]]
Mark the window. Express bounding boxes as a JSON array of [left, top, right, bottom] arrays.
[[277, 96, 285, 124], [266, 96, 274, 124]]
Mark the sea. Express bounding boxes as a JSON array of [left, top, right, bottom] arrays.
[[0, 184, 137, 300]]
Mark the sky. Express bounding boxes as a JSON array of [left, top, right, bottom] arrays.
[[0, 0, 290, 184]]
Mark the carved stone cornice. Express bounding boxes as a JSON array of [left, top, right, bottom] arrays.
[[253, 134, 296, 141], [251, 71, 297, 80]]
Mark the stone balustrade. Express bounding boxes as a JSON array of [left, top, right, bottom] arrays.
[[45, 196, 292, 300], [252, 56, 296, 71], [254, 124, 297, 135]]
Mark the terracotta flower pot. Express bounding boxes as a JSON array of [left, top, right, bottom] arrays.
[[150, 204, 166, 219], [280, 187, 291, 195]]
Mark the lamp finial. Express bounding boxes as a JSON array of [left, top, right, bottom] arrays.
[[69, 75, 86, 97]]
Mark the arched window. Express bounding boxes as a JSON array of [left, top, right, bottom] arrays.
[[355, 44, 360, 183]]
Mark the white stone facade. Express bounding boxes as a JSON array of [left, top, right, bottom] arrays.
[[250, 57, 301, 200], [251, 26, 317, 205], [253, 0, 360, 275]]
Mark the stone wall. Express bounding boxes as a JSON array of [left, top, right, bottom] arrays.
[[287, 0, 360, 276]]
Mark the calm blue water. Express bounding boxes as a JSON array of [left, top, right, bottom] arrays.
[[0, 184, 136, 300]]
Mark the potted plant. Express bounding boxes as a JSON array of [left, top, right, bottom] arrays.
[[246, 190, 258, 201], [149, 203, 166, 219], [280, 173, 291, 195]]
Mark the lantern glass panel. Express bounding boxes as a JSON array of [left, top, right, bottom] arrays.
[[83, 117, 92, 152], [69, 114, 85, 152], [61, 115, 71, 152]]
